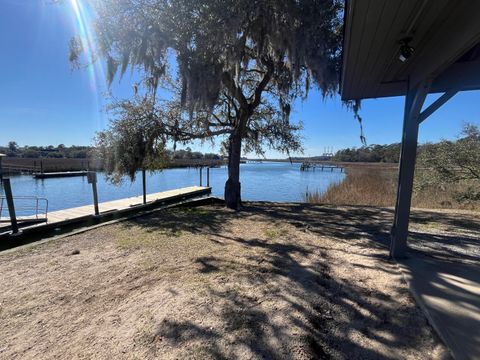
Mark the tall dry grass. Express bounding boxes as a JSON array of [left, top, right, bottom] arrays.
[[305, 166, 480, 210], [305, 168, 397, 207]]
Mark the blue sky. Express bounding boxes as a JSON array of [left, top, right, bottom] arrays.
[[1, 0, 479, 158]]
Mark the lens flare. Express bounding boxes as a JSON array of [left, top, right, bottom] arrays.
[[68, 0, 107, 131], [69, 0, 105, 91]]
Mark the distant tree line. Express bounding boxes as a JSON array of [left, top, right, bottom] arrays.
[[332, 143, 401, 163], [0, 142, 92, 159], [0, 142, 222, 161], [331, 124, 479, 170]]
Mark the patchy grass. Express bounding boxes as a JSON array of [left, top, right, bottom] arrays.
[[181, 207, 212, 216], [116, 225, 183, 249], [263, 228, 281, 239], [0, 203, 462, 359]]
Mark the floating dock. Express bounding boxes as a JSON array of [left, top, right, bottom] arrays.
[[33, 171, 88, 179], [0, 186, 211, 237]]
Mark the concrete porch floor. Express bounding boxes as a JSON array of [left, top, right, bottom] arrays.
[[399, 251, 480, 360]]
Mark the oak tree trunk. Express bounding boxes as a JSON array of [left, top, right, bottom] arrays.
[[224, 131, 242, 210]]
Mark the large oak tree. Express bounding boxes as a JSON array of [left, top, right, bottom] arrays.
[[72, 0, 343, 209]]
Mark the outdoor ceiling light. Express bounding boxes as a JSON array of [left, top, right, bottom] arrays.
[[399, 37, 415, 62]]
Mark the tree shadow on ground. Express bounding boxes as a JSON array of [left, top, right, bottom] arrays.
[[119, 202, 472, 358], [410, 210, 480, 233], [248, 203, 479, 264], [409, 231, 480, 265], [129, 206, 233, 236]]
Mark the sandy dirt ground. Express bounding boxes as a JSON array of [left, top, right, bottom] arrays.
[[0, 203, 466, 360]]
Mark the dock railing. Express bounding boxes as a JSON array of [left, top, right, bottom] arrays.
[[0, 196, 49, 223]]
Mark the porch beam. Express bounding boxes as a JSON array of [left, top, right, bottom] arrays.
[[390, 80, 430, 259], [418, 89, 458, 124]]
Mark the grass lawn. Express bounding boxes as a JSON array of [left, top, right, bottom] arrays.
[[0, 203, 464, 359]]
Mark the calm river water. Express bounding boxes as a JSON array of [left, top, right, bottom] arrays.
[[0, 162, 345, 213]]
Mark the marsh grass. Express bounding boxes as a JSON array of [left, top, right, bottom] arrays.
[[305, 168, 397, 207], [306, 166, 480, 210]]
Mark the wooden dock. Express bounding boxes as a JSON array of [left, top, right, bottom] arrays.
[[33, 171, 88, 179], [300, 162, 344, 172], [0, 186, 211, 236]]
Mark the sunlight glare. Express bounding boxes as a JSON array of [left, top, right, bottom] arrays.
[[69, 0, 105, 90], [68, 0, 106, 130]]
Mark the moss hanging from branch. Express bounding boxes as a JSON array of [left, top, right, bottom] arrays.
[[71, 0, 344, 118]]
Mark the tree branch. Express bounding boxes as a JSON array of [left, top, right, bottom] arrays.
[[221, 72, 248, 110], [210, 112, 231, 127], [250, 59, 274, 110]]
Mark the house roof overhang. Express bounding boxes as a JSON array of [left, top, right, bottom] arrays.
[[340, 0, 480, 101]]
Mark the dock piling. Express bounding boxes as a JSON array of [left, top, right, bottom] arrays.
[[87, 172, 100, 216], [142, 169, 147, 205], [207, 167, 210, 187], [199, 167, 203, 186], [2, 177, 19, 234]]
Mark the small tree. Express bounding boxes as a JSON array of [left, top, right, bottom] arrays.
[[416, 123, 480, 202], [72, 0, 343, 209], [95, 99, 168, 203]]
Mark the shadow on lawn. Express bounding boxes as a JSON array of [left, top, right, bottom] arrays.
[[131, 206, 230, 236], [125, 203, 467, 359]]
